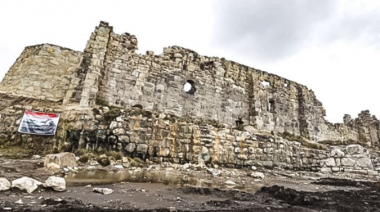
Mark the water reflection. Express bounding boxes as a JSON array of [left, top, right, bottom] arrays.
[[65, 169, 263, 193]]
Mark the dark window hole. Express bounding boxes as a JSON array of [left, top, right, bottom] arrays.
[[183, 80, 196, 95]]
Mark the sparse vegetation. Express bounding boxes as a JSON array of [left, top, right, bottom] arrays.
[[281, 131, 327, 150], [79, 155, 90, 163], [107, 151, 123, 160], [103, 107, 122, 122], [97, 155, 111, 166], [319, 139, 357, 146], [95, 98, 110, 107]]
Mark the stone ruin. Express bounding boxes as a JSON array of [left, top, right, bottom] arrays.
[[0, 21, 379, 175]]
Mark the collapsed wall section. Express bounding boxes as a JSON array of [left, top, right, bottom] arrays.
[[0, 44, 82, 102]]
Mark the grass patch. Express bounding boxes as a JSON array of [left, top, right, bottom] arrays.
[[107, 151, 123, 160], [319, 139, 357, 146], [97, 156, 111, 166], [95, 98, 110, 107], [79, 155, 90, 163], [103, 107, 122, 122]]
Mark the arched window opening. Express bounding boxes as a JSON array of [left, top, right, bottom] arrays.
[[183, 80, 196, 95]]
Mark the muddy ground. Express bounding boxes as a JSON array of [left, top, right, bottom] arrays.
[[1, 147, 380, 212]]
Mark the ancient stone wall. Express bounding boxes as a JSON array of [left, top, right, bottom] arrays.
[[0, 44, 82, 102], [0, 21, 379, 148], [0, 95, 379, 176], [89, 22, 330, 142]]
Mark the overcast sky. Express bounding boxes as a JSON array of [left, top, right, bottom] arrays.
[[0, 0, 379, 123]]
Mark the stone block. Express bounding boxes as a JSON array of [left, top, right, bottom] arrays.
[[321, 167, 331, 173], [44, 152, 77, 167], [356, 158, 373, 169], [330, 148, 345, 157], [324, 158, 336, 167], [341, 158, 356, 167], [136, 144, 148, 153], [346, 144, 364, 155]]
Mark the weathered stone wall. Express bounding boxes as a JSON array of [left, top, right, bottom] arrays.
[[0, 21, 379, 148], [90, 22, 329, 142], [1, 95, 379, 176], [0, 44, 82, 102]]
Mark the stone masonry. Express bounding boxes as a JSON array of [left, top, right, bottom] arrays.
[[0, 21, 379, 176]]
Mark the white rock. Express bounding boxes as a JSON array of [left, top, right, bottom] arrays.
[[12, 177, 42, 193], [330, 148, 345, 157], [182, 163, 190, 170], [251, 172, 265, 179], [46, 162, 60, 171], [111, 165, 124, 170], [15, 199, 23, 204], [0, 178, 11, 191], [251, 166, 257, 171], [93, 188, 114, 195], [324, 158, 336, 167], [207, 168, 222, 176], [32, 155, 42, 159], [224, 180, 237, 185], [43, 176, 66, 192]]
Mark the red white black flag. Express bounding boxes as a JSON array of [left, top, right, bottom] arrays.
[[18, 110, 60, 135]]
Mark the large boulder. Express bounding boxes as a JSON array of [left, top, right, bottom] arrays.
[[44, 152, 77, 167], [0, 178, 11, 191], [12, 177, 42, 193], [43, 176, 66, 191]]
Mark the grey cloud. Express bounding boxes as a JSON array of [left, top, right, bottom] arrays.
[[211, 0, 336, 61], [322, 12, 380, 48]]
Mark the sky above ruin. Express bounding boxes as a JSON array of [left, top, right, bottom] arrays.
[[0, 0, 379, 123]]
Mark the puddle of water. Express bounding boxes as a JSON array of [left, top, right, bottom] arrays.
[[65, 168, 263, 194]]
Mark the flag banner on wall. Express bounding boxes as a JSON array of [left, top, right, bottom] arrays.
[[18, 110, 60, 135]]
